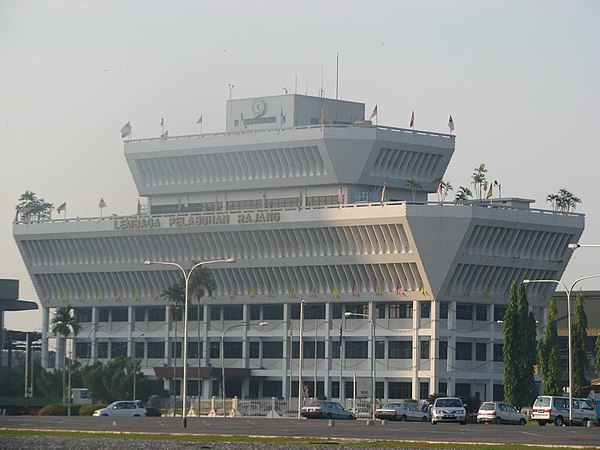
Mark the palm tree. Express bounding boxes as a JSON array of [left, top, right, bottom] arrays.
[[161, 282, 184, 408], [546, 193, 559, 211], [51, 306, 81, 406], [15, 191, 53, 221], [189, 265, 217, 402], [471, 164, 488, 200], [406, 179, 421, 203], [454, 186, 472, 202]]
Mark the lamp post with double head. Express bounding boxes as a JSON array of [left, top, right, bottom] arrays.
[[523, 273, 600, 426], [297, 299, 305, 419], [345, 311, 376, 421], [144, 257, 235, 428], [221, 321, 267, 417]]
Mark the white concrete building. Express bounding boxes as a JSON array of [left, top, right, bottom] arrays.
[[13, 93, 584, 403]]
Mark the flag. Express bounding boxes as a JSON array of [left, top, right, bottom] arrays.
[[337, 186, 344, 204], [380, 183, 387, 203], [240, 112, 246, 129], [320, 104, 325, 124], [448, 115, 454, 132], [369, 105, 378, 120], [160, 117, 164, 126], [289, 286, 296, 298], [396, 281, 405, 296], [57, 202, 67, 214], [261, 191, 267, 208], [375, 281, 382, 296], [339, 325, 343, 338], [280, 108, 286, 125], [409, 110, 415, 128], [137, 199, 141, 215], [98, 198, 107, 208], [120, 121, 132, 138], [486, 184, 493, 199], [437, 183, 444, 201], [161, 130, 168, 139], [197, 115, 203, 124], [331, 283, 339, 298], [288, 322, 293, 337]]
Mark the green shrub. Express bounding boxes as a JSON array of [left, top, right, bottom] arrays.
[[79, 404, 107, 416], [146, 407, 161, 417], [38, 403, 81, 416]]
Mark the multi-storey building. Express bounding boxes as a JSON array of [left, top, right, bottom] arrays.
[[13, 93, 584, 403]]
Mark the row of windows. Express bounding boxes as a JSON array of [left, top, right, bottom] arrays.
[[77, 339, 504, 362], [74, 303, 508, 324]]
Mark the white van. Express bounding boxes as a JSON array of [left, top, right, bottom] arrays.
[[530, 395, 596, 426]]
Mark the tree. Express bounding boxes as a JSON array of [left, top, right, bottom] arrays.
[[454, 186, 472, 202], [546, 189, 581, 213], [15, 191, 54, 221], [405, 179, 421, 203], [503, 281, 537, 409], [471, 164, 488, 200], [161, 282, 185, 398], [537, 299, 562, 395], [595, 333, 600, 375], [51, 305, 81, 404], [433, 178, 453, 202], [571, 293, 588, 395]]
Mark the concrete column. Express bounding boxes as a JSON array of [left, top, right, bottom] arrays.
[[41, 307, 50, 369]]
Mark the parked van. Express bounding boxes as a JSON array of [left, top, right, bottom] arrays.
[[530, 395, 596, 426]]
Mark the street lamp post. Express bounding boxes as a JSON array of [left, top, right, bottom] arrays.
[[221, 321, 267, 417], [144, 257, 235, 428], [132, 332, 144, 401], [345, 311, 376, 421], [297, 299, 305, 419], [523, 273, 600, 426]]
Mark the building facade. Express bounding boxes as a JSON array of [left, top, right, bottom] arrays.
[[14, 93, 584, 403]]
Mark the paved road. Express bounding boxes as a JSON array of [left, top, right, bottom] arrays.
[[1, 416, 599, 448]]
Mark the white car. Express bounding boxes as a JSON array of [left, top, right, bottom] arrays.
[[375, 402, 428, 422], [430, 397, 467, 425], [93, 400, 146, 417], [477, 401, 527, 425]]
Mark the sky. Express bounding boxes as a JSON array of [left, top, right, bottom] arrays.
[[1, 0, 599, 332]]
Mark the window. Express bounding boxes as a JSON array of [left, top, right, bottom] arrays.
[[420, 381, 429, 400], [375, 340, 385, 359], [98, 308, 109, 322], [75, 308, 92, 323], [111, 341, 127, 358], [263, 305, 283, 320], [135, 341, 144, 358], [420, 340, 430, 359], [303, 340, 325, 359], [376, 303, 385, 319], [223, 341, 242, 358], [332, 304, 343, 319], [439, 302, 449, 319], [223, 305, 243, 321], [147, 342, 164, 358], [148, 307, 165, 322], [112, 308, 128, 322], [388, 382, 411, 399], [249, 341, 260, 358], [331, 380, 340, 399], [345, 304, 368, 316], [438, 382, 447, 396], [97, 342, 108, 358], [331, 340, 341, 359], [494, 306, 506, 322], [75, 342, 90, 358], [187, 341, 202, 358], [420, 302, 431, 319], [172, 341, 182, 359], [476, 343, 487, 361], [456, 304, 472, 321], [187, 305, 201, 321], [304, 304, 325, 320], [250, 305, 261, 321], [476, 305, 487, 321], [262, 380, 281, 398], [456, 342, 472, 360], [345, 341, 368, 359], [210, 306, 221, 321], [439, 340, 448, 360], [263, 341, 283, 358], [210, 341, 220, 359], [389, 341, 412, 359], [389, 302, 413, 319], [134, 307, 146, 322], [494, 343, 503, 361], [455, 382, 471, 398]]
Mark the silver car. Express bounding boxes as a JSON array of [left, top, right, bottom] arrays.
[[430, 397, 467, 425], [477, 401, 527, 425], [93, 400, 146, 417], [375, 402, 428, 422]]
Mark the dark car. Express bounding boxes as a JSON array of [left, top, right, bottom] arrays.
[[300, 401, 356, 420]]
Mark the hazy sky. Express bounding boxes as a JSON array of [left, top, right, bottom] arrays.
[[1, 0, 599, 332]]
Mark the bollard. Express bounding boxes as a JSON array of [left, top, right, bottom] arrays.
[[381, 419, 387, 426], [328, 419, 335, 427], [366, 419, 374, 426], [588, 419, 593, 428]]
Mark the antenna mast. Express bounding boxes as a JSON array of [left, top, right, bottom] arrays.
[[336, 52, 339, 100], [319, 66, 325, 98]]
